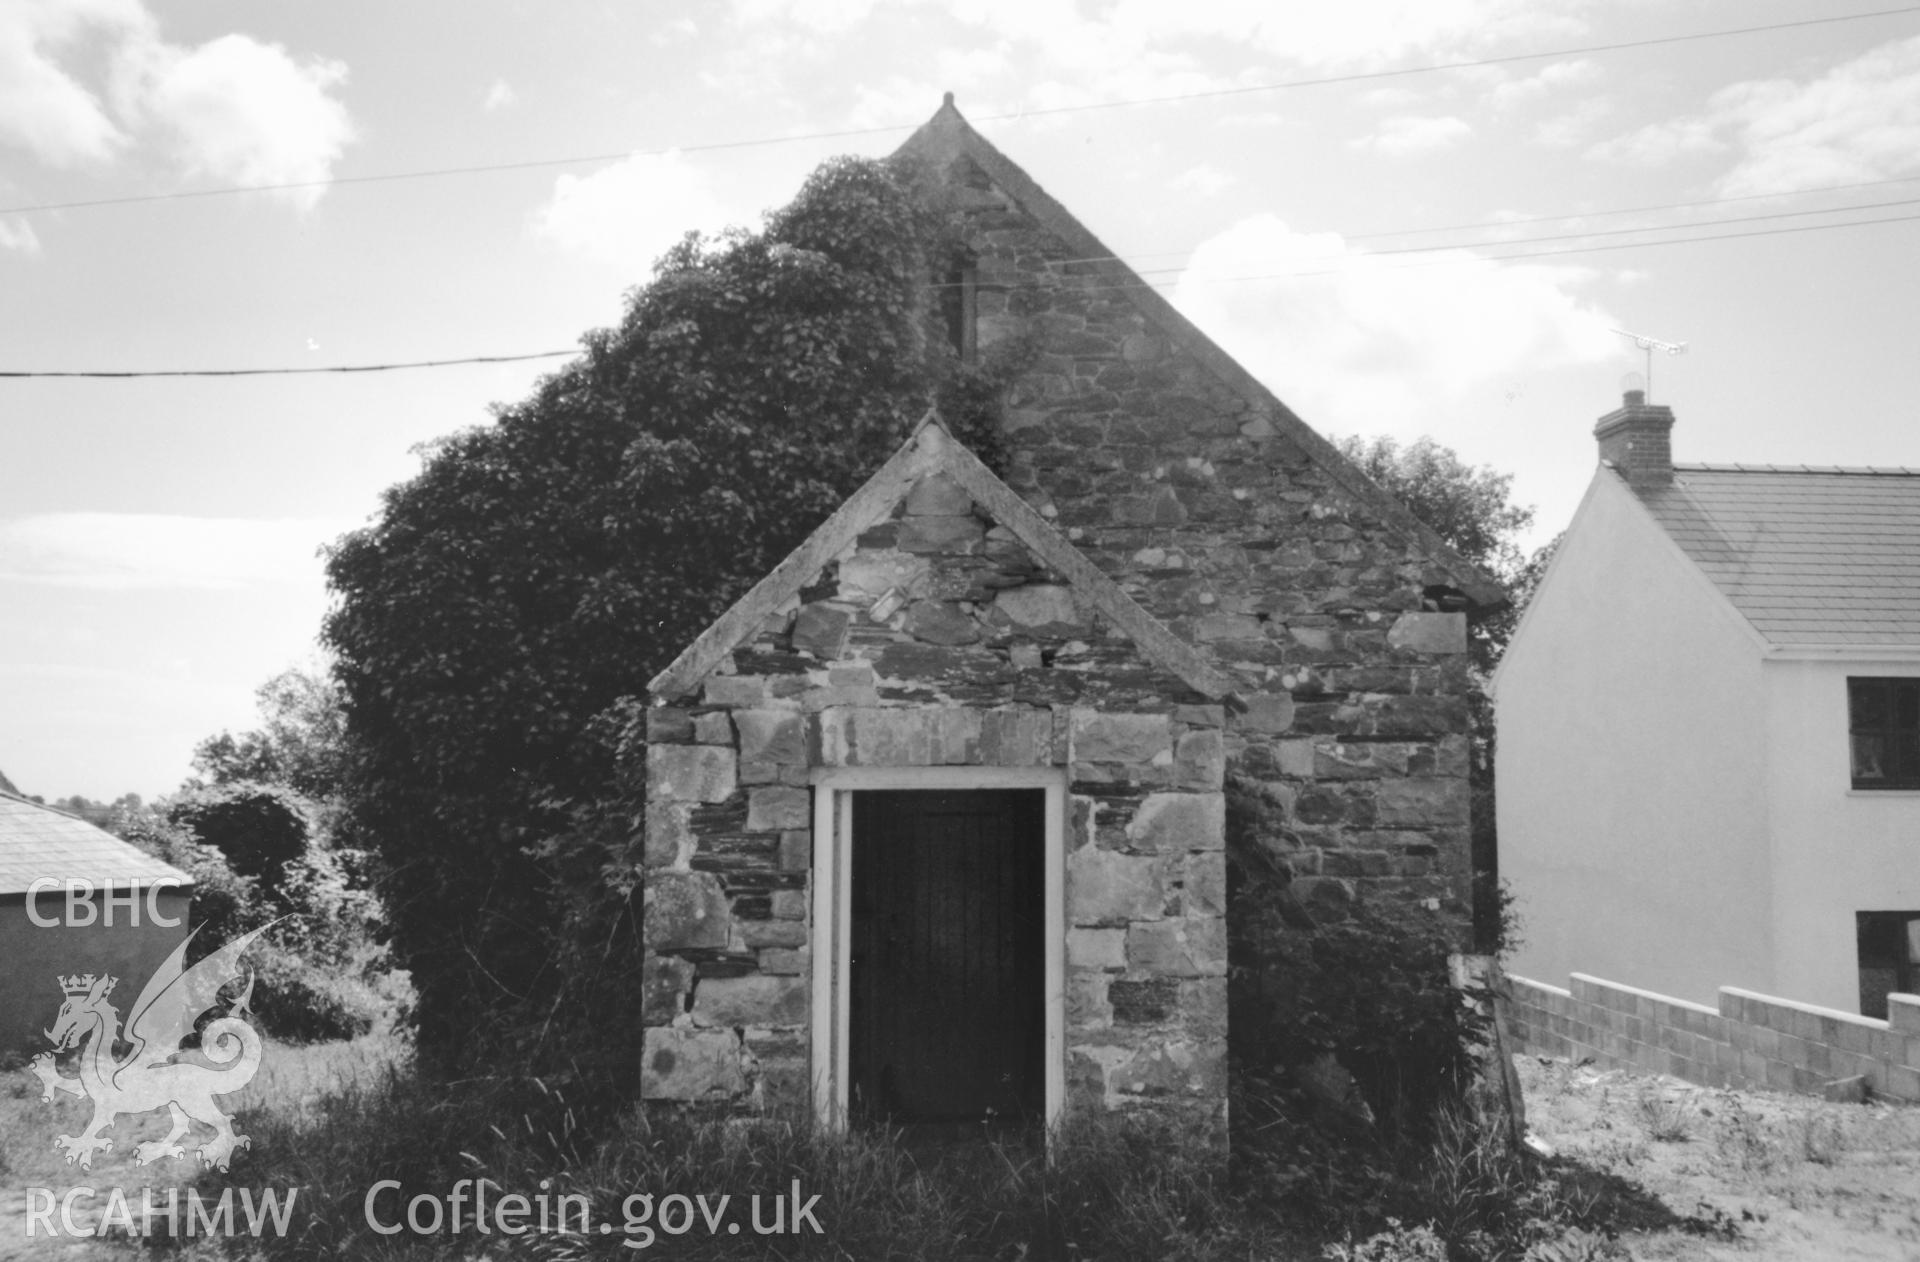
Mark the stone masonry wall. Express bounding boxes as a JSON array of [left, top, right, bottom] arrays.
[[937, 151, 1476, 922], [643, 470, 1231, 1123], [1506, 971, 1920, 1103]]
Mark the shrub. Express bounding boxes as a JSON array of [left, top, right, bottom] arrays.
[[1230, 883, 1484, 1141], [274, 846, 386, 971], [119, 810, 270, 948], [123, 802, 404, 1038], [164, 781, 312, 889], [243, 940, 382, 1044]]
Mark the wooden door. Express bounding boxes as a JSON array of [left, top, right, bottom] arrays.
[[849, 789, 1044, 1123]]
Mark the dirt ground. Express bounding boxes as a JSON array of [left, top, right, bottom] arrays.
[[1519, 1055, 1920, 1260]]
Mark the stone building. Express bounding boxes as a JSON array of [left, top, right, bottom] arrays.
[[639, 98, 1504, 1132]]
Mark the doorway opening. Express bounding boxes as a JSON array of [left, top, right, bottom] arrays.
[[849, 789, 1044, 1129]]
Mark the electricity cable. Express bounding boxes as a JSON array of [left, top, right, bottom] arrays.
[[3, 4, 1915, 218]]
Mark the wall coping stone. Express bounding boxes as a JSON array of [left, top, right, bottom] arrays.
[[1718, 986, 1891, 1034], [1571, 972, 1720, 1019]]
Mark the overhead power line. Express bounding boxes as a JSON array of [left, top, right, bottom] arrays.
[[1060, 173, 1920, 270], [1163, 207, 1920, 285], [0, 351, 575, 379], [1342, 174, 1920, 243], [1116, 194, 1920, 279], [8, 205, 1918, 379], [989, 5, 1920, 119], [4, 4, 1917, 218]]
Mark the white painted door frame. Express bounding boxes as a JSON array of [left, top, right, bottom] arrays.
[[808, 765, 1066, 1130]]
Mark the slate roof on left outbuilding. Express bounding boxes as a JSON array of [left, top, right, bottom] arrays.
[[0, 790, 193, 896]]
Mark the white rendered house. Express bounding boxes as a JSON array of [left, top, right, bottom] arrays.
[[1496, 392, 1920, 1016]]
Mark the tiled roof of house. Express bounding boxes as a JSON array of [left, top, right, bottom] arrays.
[[1632, 464, 1920, 647], [0, 791, 193, 896]]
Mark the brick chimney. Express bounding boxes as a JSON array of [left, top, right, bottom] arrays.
[[1594, 389, 1674, 487]]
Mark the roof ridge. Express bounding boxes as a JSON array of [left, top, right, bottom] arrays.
[[893, 98, 1508, 611], [1676, 462, 1920, 477], [0, 787, 85, 820]]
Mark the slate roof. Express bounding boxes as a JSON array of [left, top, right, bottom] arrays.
[[1632, 464, 1920, 648], [0, 791, 193, 897]]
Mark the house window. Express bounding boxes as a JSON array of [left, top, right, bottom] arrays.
[[1847, 677, 1920, 788], [1856, 911, 1920, 1018]]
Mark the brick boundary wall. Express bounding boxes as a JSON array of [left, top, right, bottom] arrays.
[[1503, 972, 1920, 1103]]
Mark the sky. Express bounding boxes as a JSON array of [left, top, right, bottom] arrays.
[[4, 0, 1919, 800]]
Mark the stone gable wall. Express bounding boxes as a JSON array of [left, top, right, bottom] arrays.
[[643, 472, 1229, 1123], [939, 153, 1475, 920]]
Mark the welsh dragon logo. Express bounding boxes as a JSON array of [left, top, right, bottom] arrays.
[[29, 922, 274, 1172]]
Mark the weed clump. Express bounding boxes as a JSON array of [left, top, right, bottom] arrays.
[[1633, 1086, 1696, 1143]]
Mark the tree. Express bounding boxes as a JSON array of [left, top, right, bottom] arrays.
[[120, 807, 269, 951], [192, 664, 348, 801], [1336, 435, 1553, 952], [48, 793, 144, 830], [323, 156, 1002, 1067], [1335, 435, 1534, 671], [164, 782, 312, 889]]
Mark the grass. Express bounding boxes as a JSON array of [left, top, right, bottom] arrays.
[[221, 1060, 1302, 1260], [28, 1035, 1896, 1262], [0, 1034, 406, 1262], [40, 1033, 1614, 1262]]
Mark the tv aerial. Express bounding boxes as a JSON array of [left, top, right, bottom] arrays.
[[1610, 328, 1688, 403]]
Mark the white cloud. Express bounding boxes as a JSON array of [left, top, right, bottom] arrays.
[[1588, 113, 1722, 167], [732, 0, 882, 33], [1486, 58, 1598, 110], [1173, 214, 1617, 437], [1533, 95, 1612, 148], [1218, 109, 1292, 129], [1592, 35, 1920, 195], [1358, 87, 1420, 109], [1715, 35, 1920, 195], [0, 1, 353, 208], [0, 514, 346, 590], [113, 33, 354, 208], [724, 0, 1592, 116], [844, 48, 1012, 128], [0, 217, 40, 254], [483, 78, 517, 112], [1171, 163, 1236, 198], [1049, 0, 1584, 70], [1354, 114, 1472, 155], [532, 152, 734, 277], [0, 0, 141, 166], [651, 16, 699, 45]]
